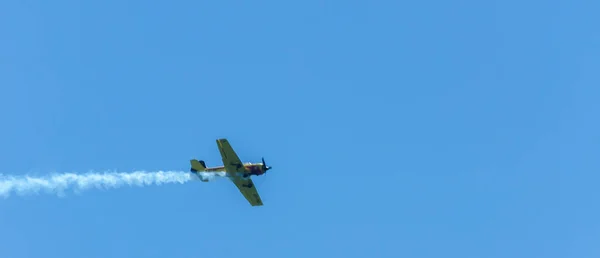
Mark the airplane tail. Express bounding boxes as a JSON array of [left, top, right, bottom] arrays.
[[190, 159, 207, 172]]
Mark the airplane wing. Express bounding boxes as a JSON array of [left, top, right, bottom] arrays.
[[216, 138, 264, 206], [216, 138, 246, 174], [231, 177, 263, 206]]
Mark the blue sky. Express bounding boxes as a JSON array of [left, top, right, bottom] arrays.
[[0, 0, 598, 257]]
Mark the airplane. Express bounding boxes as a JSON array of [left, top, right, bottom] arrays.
[[189, 138, 272, 206]]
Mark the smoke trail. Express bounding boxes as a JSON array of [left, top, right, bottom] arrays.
[[0, 170, 222, 198]]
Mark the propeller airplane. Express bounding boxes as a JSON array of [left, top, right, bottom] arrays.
[[189, 138, 272, 206]]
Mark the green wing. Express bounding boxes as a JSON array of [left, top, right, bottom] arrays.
[[216, 138, 264, 206], [231, 177, 263, 206], [217, 138, 246, 173]]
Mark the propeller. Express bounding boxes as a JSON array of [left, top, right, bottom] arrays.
[[261, 157, 272, 172]]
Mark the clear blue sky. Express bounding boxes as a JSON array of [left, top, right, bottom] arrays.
[[0, 0, 598, 257]]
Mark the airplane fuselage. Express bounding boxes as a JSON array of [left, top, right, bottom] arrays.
[[204, 163, 267, 177]]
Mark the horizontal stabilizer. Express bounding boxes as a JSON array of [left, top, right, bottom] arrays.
[[190, 159, 207, 172]]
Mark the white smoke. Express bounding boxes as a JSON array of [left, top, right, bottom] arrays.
[[0, 170, 224, 198], [197, 171, 228, 182]]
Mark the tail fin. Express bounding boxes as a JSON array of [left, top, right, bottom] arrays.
[[190, 159, 207, 172]]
